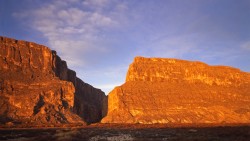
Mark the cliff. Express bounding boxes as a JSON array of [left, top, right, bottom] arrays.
[[102, 57, 250, 124], [0, 36, 107, 126]]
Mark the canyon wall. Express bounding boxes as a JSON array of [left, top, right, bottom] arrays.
[[102, 57, 250, 124], [0, 36, 107, 126]]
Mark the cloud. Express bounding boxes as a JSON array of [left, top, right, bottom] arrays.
[[241, 41, 250, 50], [83, 0, 109, 8], [13, 0, 126, 69], [136, 34, 199, 58]]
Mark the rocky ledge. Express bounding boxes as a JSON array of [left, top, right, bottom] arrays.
[[102, 57, 250, 124], [0, 36, 107, 127]]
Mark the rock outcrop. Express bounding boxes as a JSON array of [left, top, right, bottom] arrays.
[[0, 36, 107, 126], [102, 57, 250, 124]]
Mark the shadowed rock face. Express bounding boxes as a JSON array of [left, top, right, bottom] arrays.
[[102, 57, 250, 124], [0, 36, 107, 126]]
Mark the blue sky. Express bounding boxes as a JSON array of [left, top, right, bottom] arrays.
[[1, 0, 250, 94]]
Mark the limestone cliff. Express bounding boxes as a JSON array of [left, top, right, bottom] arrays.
[[0, 36, 107, 126], [102, 57, 250, 124]]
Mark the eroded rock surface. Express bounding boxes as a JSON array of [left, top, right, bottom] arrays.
[[0, 36, 107, 126], [102, 57, 250, 124]]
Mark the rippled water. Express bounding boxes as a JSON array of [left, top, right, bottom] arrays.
[[0, 126, 249, 141]]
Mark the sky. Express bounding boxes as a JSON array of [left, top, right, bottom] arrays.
[[1, 0, 250, 94]]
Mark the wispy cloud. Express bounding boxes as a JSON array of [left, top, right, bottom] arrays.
[[241, 41, 250, 50], [13, 0, 127, 68], [153, 37, 197, 57], [83, 0, 109, 8]]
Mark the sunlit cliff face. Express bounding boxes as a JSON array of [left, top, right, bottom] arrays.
[[0, 36, 107, 126], [102, 57, 250, 124], [126, 57, 244, 86]]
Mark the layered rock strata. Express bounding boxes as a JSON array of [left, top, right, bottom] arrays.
[[0, 36, 107, 126], [102, 57, 250, 124]]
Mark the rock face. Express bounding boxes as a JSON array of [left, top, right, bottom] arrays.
[[102, 57, 250, 124], [0, 36, 107, 126]]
